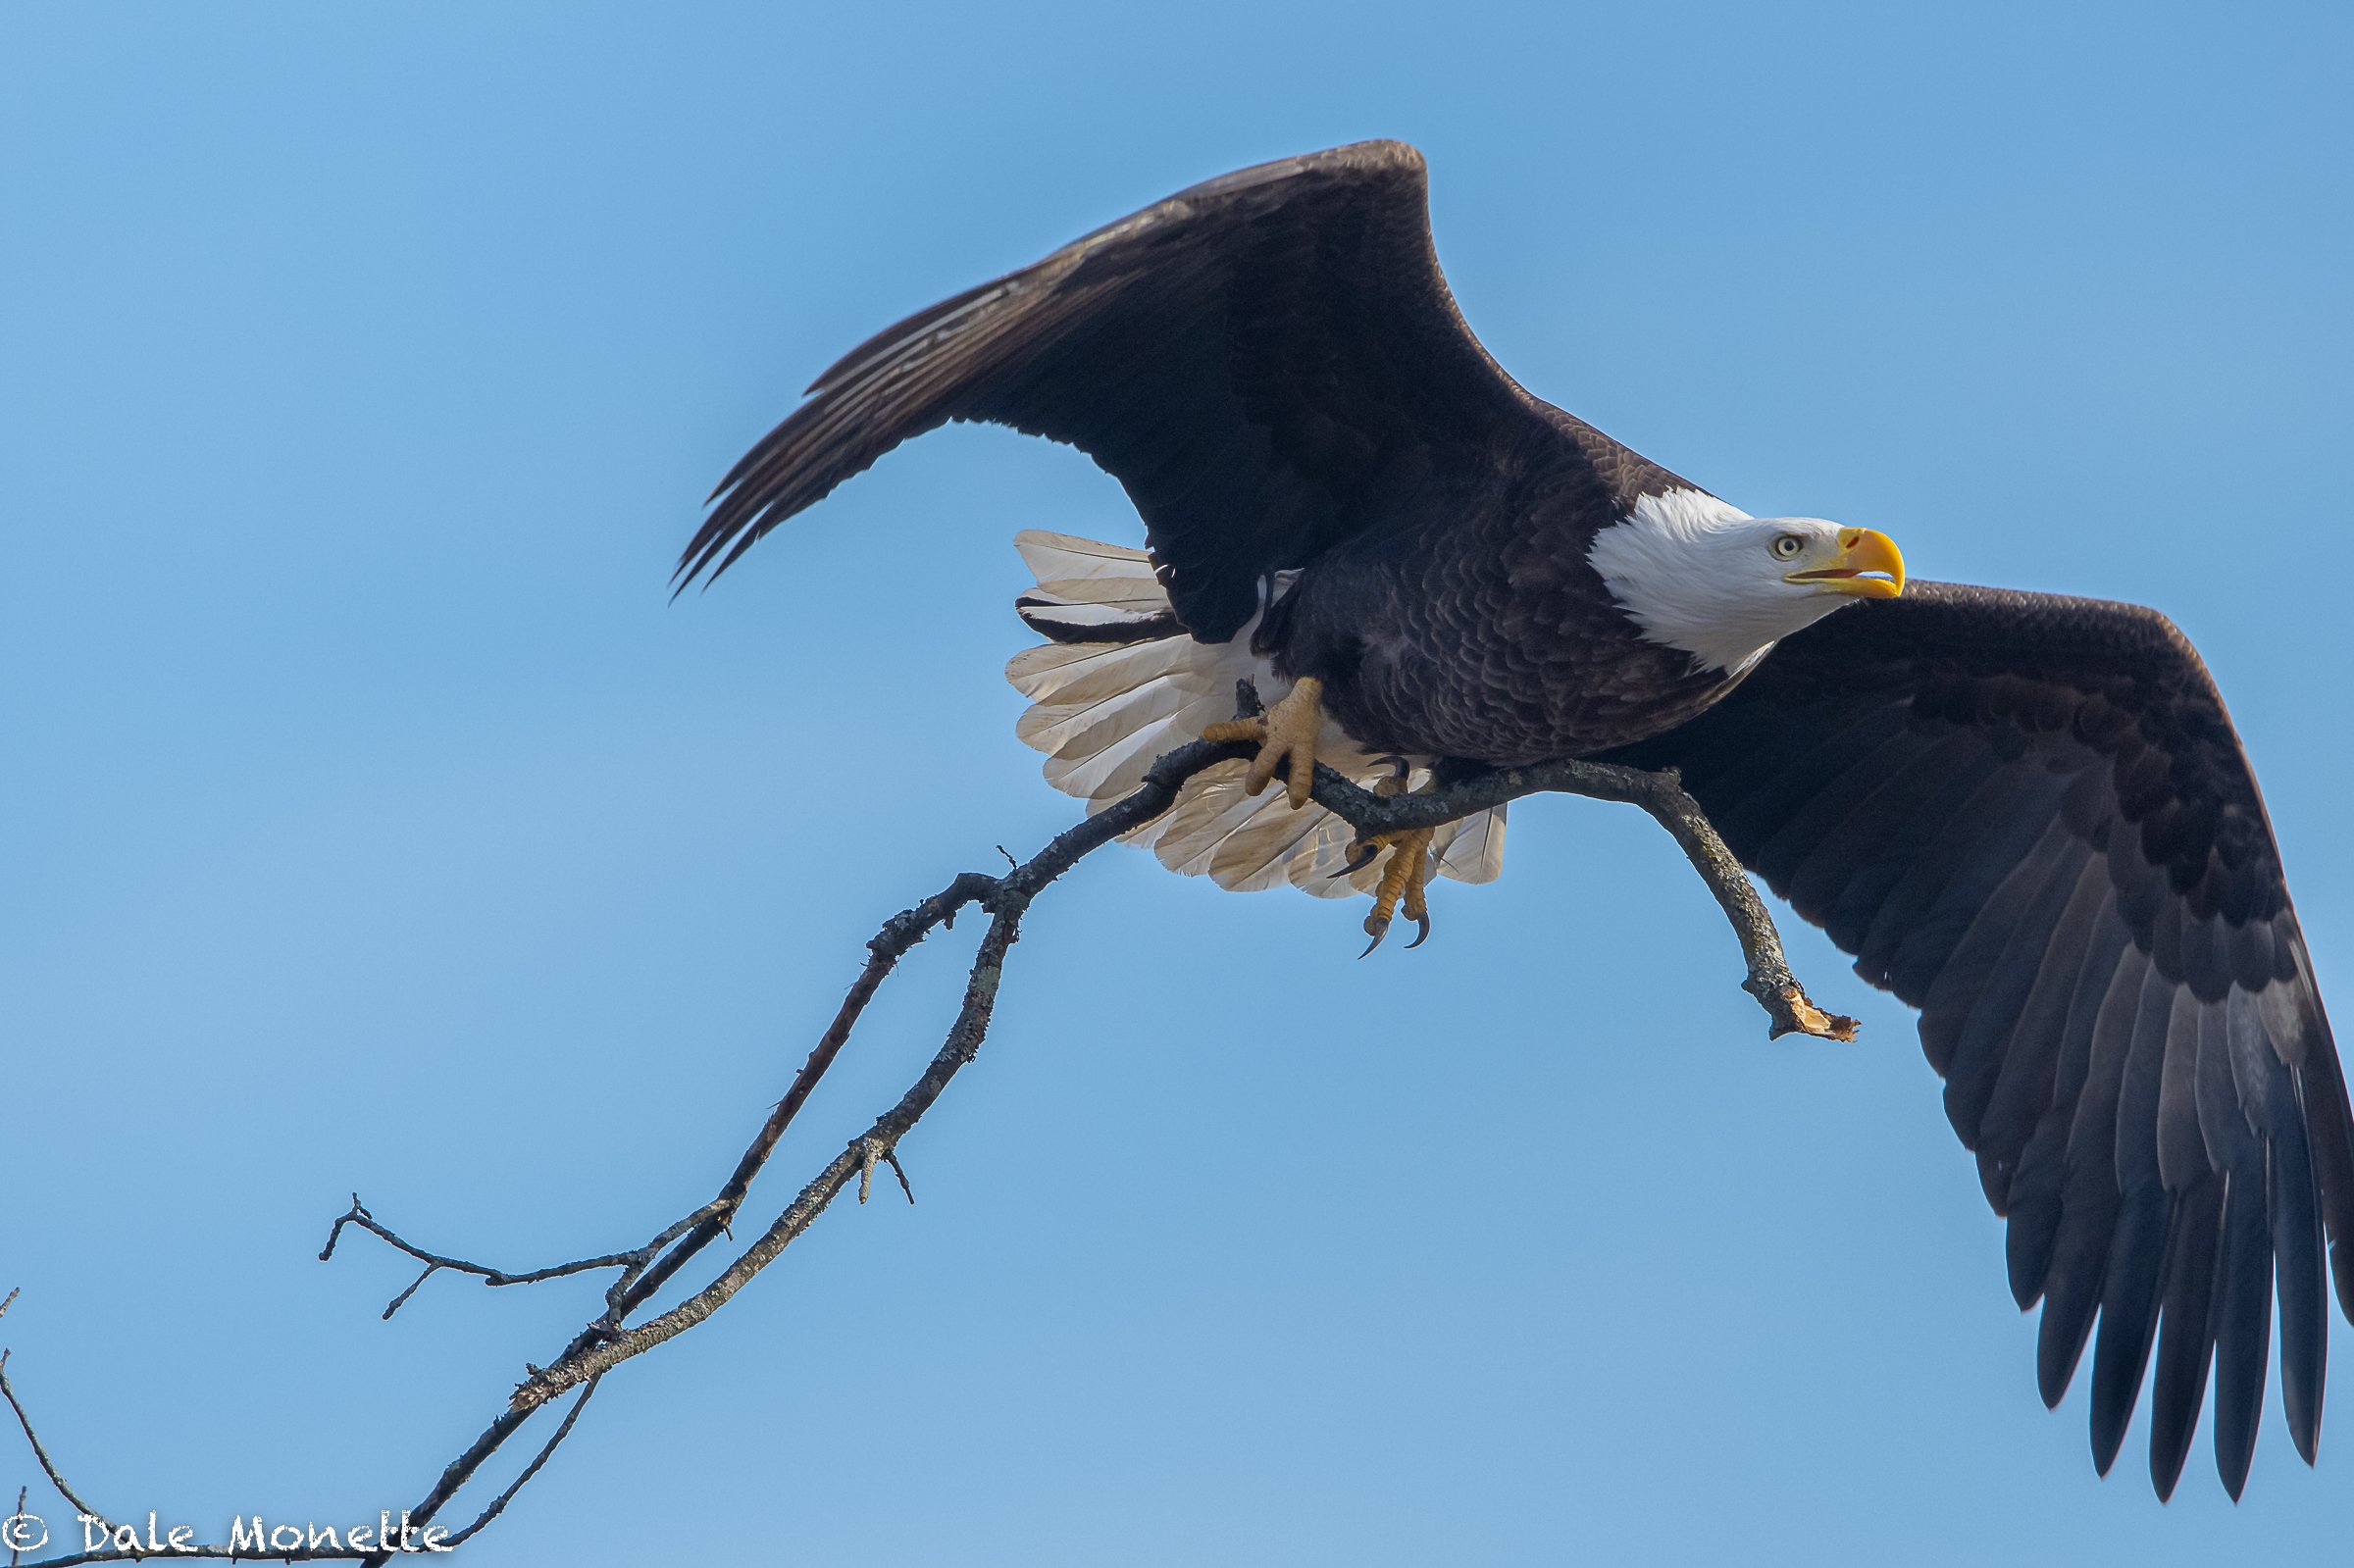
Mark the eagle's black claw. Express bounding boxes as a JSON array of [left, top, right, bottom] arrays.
[[1405, 912, 1431, 949], [1335, 839, 1381, 878]]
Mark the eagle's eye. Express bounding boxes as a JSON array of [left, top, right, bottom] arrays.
[[1771, 533, 1806, 560]]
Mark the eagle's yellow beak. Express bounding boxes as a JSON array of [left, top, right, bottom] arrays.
[[1789, 527, 1905, 599]]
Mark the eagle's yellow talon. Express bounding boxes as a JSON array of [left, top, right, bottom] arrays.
[[1357, 823, 1437, 957], [1403, 862, 1430, 926], [1203, 676, 1324, 809]]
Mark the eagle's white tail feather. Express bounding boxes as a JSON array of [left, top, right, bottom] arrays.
[[1025, 675, 1194, 771], [1005, 530, 1507, 899], [1008, 637, 1199, 715], [1436, 803, 1507, 883], [1014, 531, 1165, 588], [1047, 691, 1211, 801]]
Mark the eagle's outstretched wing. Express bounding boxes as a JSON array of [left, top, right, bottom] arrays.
[[1606, 582, 2353, 1499], [679, 140, 1674, 640]]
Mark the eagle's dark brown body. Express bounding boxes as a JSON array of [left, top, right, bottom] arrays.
[[1267, 410, 1730, 764], [678, 140, 2351, 1502]]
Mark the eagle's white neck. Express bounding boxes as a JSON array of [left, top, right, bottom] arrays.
[[1587, 487, 1853, 675]]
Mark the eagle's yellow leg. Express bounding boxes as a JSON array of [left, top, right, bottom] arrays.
[[1203, 676, 1323, 809], [1352, 766, 1438, 955], [1205, 689, 1439, 953], [1360, 827, 1437, 955]]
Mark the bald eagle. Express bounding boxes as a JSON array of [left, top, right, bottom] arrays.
[[678, 141, 2348, 1501]]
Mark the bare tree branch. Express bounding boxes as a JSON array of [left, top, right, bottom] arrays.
[[1298, 755, 1857, 1040], [0, 730, 1844, 1564], [505, 734, 1258, 1409]]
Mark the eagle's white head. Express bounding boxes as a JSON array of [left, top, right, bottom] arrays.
[[1587, 487, 1905, 676]]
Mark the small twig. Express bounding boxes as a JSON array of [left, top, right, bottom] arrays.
[[852, 1139, 917, 1206], [437, 1377, 602, 1550], [0, 1352, 114, 1538], [321, 1197, 649, 1318], [883, 1149, 915, 1204]]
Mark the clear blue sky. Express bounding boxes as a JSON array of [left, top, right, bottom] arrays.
[[5, 3, 2351, 1563]]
